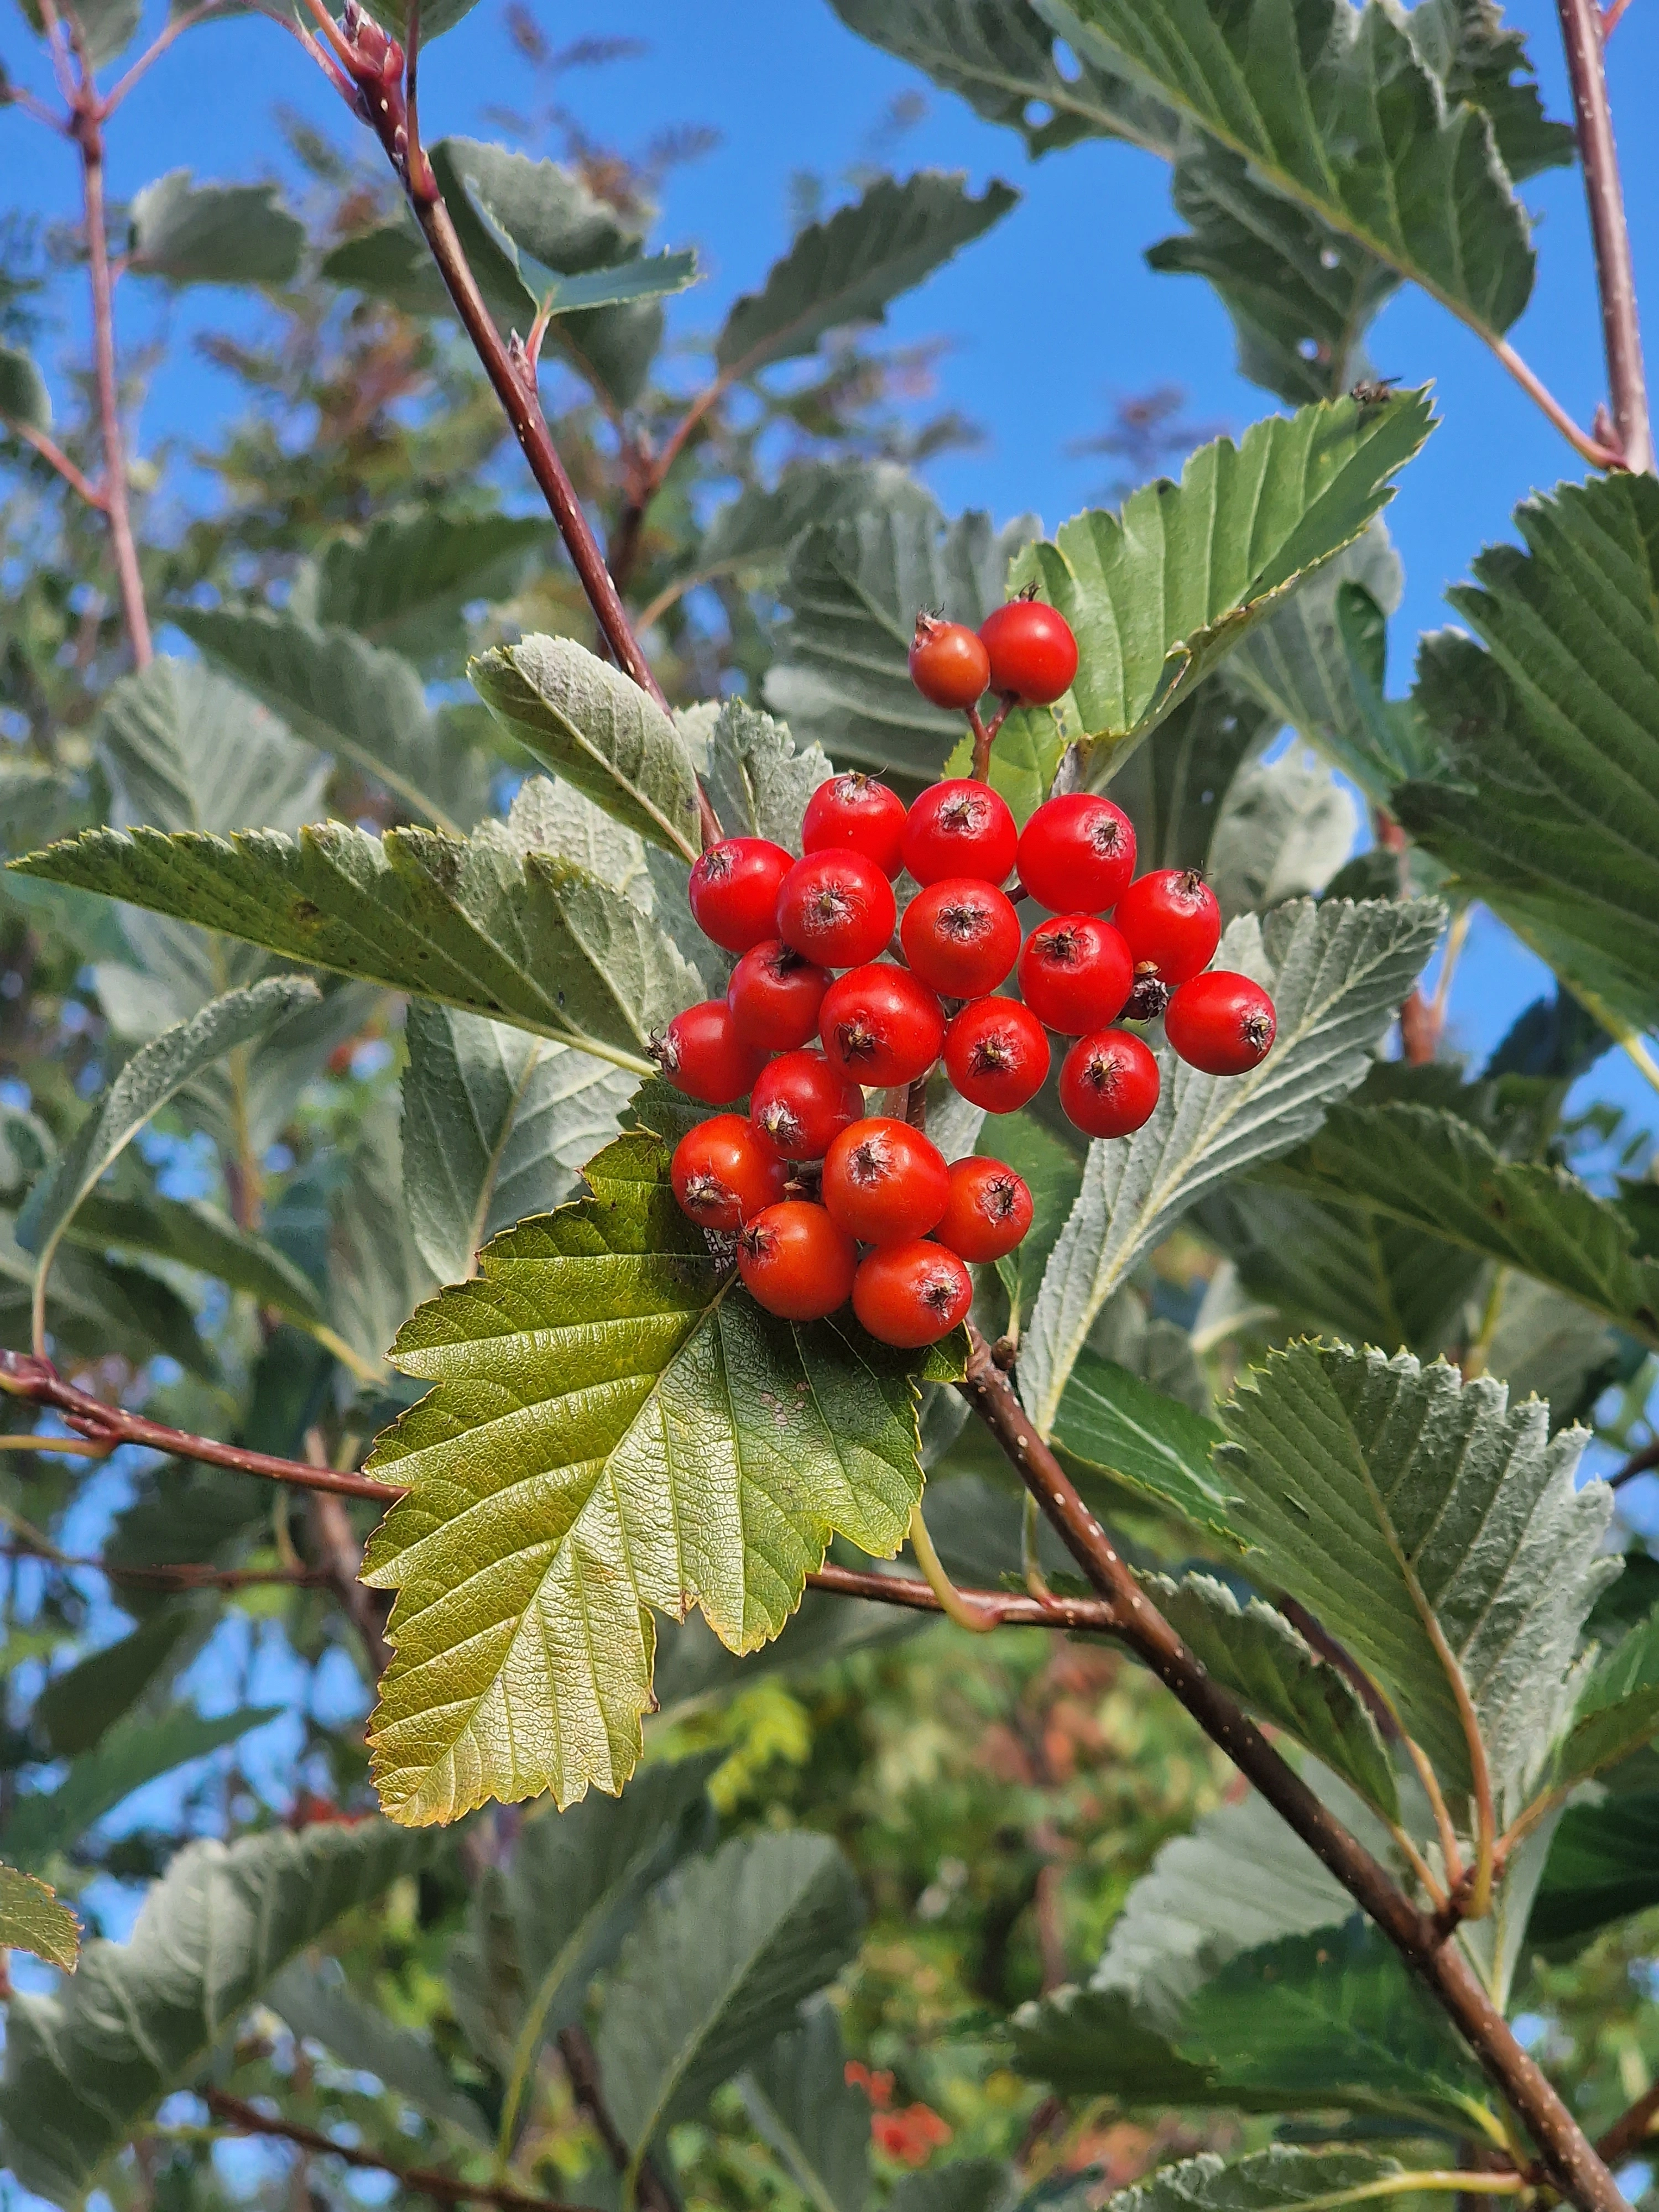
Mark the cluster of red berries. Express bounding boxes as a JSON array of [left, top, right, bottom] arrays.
[[654, 596, 1275, 1349]]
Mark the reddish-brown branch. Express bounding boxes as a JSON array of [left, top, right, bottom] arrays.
[[1610, 1438, 1659, 1489], [201, 2088, 576, 2212], [807, 1558, 1115, 1632], [1554, 0, 1652, 472], [954, 1325, 1629, 2212], [0, 416, 106, 509], [0, 1350, 401, 1504], [557, 2027, 679, 2212], [1, 1542, 333, 1590], [1597, 2081, 1659, 2166]]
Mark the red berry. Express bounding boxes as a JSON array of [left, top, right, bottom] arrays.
[[818, 964, 945, 1088], [902, 780, 1018, 888], [942, 998, 1051, 1113], [1165, 971, 1277, 1076], [671, 1114, 789, 1229], [727, 939, 830, 1051], [656, 1000, 768, 1105], [802, 773, 907, 879], [934, 1157, 1034, 1263], [900, 878, 1021, 999], [1017, 915, 1134, 1036], [1113, 869, 1222, 985], [822, 1117, 950, 1245], [978, 598, 1078, 706], [1058, 1029, 1161, 1139], [738, 1201, 857, 1321], [852, 1239, 973, 1348], [908, 613, 991, 711], [776, 849, 897, 969], [687, 837, 794, 953], [1016, 792, 1136, 913], [750, 1051, 865, 1161]]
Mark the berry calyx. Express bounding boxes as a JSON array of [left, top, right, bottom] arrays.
[[818, 964, 945, 1088], [942, 998, 1051, 1114], [978, 597, 1078, 706], [1016, 914, 1134, 1036], [802, 772, 907, 879], [750, 1050, 865, 1161], [1113, 868, 1223, 985], [1015, 792, 1136, 913], [737, 1201, 857, 1321], [935, 1156, 1034, 1264], [727, 939, 831, 1051], [1165, 971, 1277, 1076], [907, 612, 991, 711], [822, 1117, 950, 1245], [687, 837, 794, 953], [900, 878, 1021, 998], [1123, 974, 1172, 1024], [671, 1115, 789, 1229], [776, 849, 898, 969], [901, 779, 1018, 888], [1058, 1029, 1161, 1139], [852, 1240, 974, 1348], [655, 1000, 768, 1105]]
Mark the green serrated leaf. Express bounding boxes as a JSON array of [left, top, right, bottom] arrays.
[[1013, 392, 1433, 783], [402, 999, 635, 1285], [1530, 1790, 1659, 1947], [470, 634, 702, 859], [0, 1820, 431, 2201], [1042, 0, 1541, 338], [1217, 1343, 1616, 1807], [1548, 1608, 1659, 1791], [718, 173, 1016, 378], [361, 1131, 937, 1822], [12, 820, 693, 1073], [740, 1999, 870, 2212], [594, 1830, 864, 2163], [0, 343, 51, 436], [1050, 1353, 1233, 1536], [1107, 677, 1274, 875], [983, 1112, 1082, 1341], [1020, 897, 1443, 1434], [1009, 1984, 1224, 2105], [65, 1190, 325, 1326], [0, 1864, 77, 1973], [704, 698, 830, 853], [269, 1960, 491, 2142], [1098, 2146, 1404, 2212], [1396, 473, 1659, 1039], [2, 1708, 279, 1870], [97, 654, 327, 839], [128, 171, 304, 286], [675, 461, 912, 604], [1207, 746, 1359, 917], [302, 509, 549, 666]]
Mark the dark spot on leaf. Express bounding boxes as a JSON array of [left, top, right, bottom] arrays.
[[291, 899, 321, 925]]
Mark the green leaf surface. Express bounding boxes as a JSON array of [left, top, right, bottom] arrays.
[[1009, 1985, 1222, 2105], [1019, 897, 1443, 1433], [890, 2164, 1013, 2212], [402, 1000, 635, 1285], [320, 217, 450, 317], [2, 1708, 280, 1870], [12, 819, 695, 1073], [470, 634, 702, 859], [1550, 1607, 1659, 1791], [676, 461, 909, 601], [1106, 677, 1273, 874], [1217, 1343, 1616, 1805], [0, 1820, 430, 2201], [593, 1830, 864, 2159], [0, 1864, 77, 1973], [326, 1104, 437, 1379], [177, 607, 492, 837], [1395, 473, 1659, 1038], [717, 173, 1016, 378], [1530, 1790, 1659, 1946], [0, 343, 51, 435], [33, 1610, 197, 1757], [1099, 2147, 1405, 2212], [1042, 0, 1541, 337], [127, 171, 304, 286], [58, 0, 139, 66], [0, 1219, 212, 1379], [1144, 1572, 1397, 1817], [97, 654, 327, 840], [268, 1960, 491, 2142], [704, 698, 831, 854], [361, 1131, 940, 1822], [1260, 1102, 1659, 1349], [298, 509, 549, 666], [65, 1190, 326, 1327], [1050, 1353, 1232, 1536], [1013, 391, 1432, 782], [740, 1999, 871, 2212], [1207, 745, 1359, 917], [16, 975, 319, 1321], [983, 1112, 1082, 1342]]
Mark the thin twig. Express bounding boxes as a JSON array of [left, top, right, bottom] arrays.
[[967, 706, 993, 781], [609, 376, 733, 587], [201, 2088, 577, 2212], [1554, 0, 1652, 472], [807, 1558, 1114, 1630], [557, 2027, 679, 2212], [1491, 339, 1626, 470], [1611, 1438, 1659, 1489], [905, 1500, 1000, 1632], [0, 415, 107, 508], [1597, 2081, 1659, 2166], [98, 0, 226, 112], [953, 1323, 1630, 2212], [34, 0, 81, 106], [1, 1543, 334, 1589], [1601, 0, 1634, 31]]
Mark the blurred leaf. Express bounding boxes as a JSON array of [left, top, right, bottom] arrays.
[[1481, 1273, 1620, 1426], [33, 1610, 198, 1761], [128, 173, 304, 286], [320, 216, 450, 316], [58, 0, 138, 65], [298, 509, 549, 667], [0, 1864, 77, 1973], [0, 343, 51, 435], [96, 655, 327, 839], [1013, 392, 1432, 784], [0, 1821, 431, 2201], [361, 1132, 942, 1822], [983, 1111, 1082, 1340], [1548, 1608, 1659, 1792], [717, 173, 1016, 377], [1107, 677, 1272, 872], [739, 1999, 870, 2212], [470, 634, 703, 859], [1404, 0, 1575, 181], [1009, 1986, 1221, 2104], [13, 820, 694, 1073], [1019, 898, 1442, 1433], [703, 698, 830, 854], [677, 461, 907, 601], [3, 1708, 279, 1869], [327, 1105, 437, 1378], [0, 1219, 213, 1378], [269, 1960, 490, 2141], [1529, 1790, 1659, 1945], [66, 1190, 326, 1327], [594, 1831, 864, 2160], [890, 2165, 1014, 2212], [1207, 746, 1359, 917], [1094, 2147, 1407, 2212]]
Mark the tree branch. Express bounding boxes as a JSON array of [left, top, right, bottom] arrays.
[[556, 2026, 680, 2212], [201, 2087, 578, 2212], [807, 1557, 1116, 1632], [98, 0, 227, 112], [1597, 2080, 1659, 2166], [1, 1541, 335, 1590], [1610, 1437, 1659, 1489], [954, 1325, 1630, 2212], [1553, 0, 1652, 472], [1, 414, 107, 508]]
